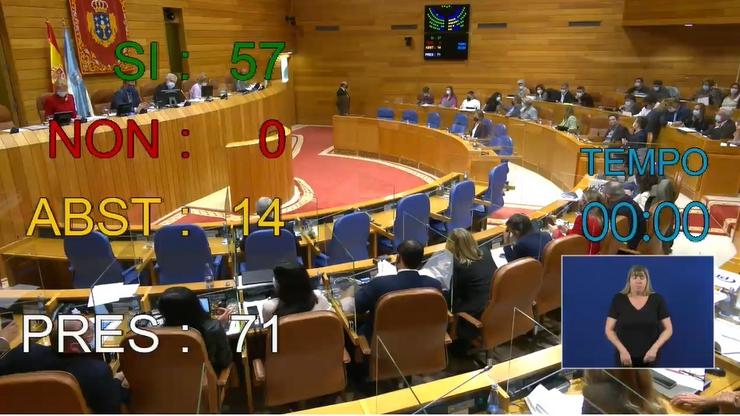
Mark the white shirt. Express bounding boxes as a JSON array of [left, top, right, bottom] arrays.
[[471, 122, 480, 137], [460, 98, 481, 111], [637, 107, 652, 117], [189, 83, 202, 99]]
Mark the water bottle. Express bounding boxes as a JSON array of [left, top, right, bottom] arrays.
[[204, 263, 214, 289], [486, 383, 503, 414]]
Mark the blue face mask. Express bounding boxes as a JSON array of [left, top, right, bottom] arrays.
[[166, 81, 176, 89]]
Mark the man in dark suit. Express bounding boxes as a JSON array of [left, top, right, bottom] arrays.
[[354, 240, 443, 337], [470, 110, 490, 140], [604, 114, 630, 145], [703, 109, 736, 140], [110, 80, 142, 115], [556, 83, 575, 104], [605, 181, 646, 250], [0, 319, 125, 413], [336, 81, 350, 115], [643, 96, 666, 144], [626, 77, 650, 96], [575, 86, 595, 107], [661, 98, 691, 126], [503, 214, 552, 262]]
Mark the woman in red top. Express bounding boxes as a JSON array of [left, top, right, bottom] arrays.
[[568, 188, 605, 254], [44, 79, 77, 119]]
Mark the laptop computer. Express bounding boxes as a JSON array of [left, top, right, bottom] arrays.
[[115, 102, 133, 116], [156, 89, 181, 108], [201, 85, 214, 98]]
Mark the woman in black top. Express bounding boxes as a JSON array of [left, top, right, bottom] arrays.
[[159, 287, 233, 372], [605, 265, 672, 367], [681, 103, 711, 132], [446, 228, 497, 317], [483, 92, 504, 113]]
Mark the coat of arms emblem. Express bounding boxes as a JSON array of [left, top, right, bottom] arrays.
[[86, 0, 117, 47]]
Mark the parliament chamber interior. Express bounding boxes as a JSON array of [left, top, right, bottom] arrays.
[[0, 0, 740, 414]]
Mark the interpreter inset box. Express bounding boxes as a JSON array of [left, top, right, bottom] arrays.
[[562, 255, 714, 369]]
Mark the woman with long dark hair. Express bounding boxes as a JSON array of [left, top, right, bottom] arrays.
[[159, 287, 233, 372], [263, 262, 330, 321]]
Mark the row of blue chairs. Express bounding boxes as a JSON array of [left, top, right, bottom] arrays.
[[63, 164, 510, 289]]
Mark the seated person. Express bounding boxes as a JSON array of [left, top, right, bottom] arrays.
[[703, 108, 736, 140], [440, 86, 458, 108], [533, 84, 548, 101], [575, 86, 594, 107], [460, 90, 481, 111], [0, 320, 19, 353], [555, 82, 575, 103], [672, 391, 740, 413], [604, 114, 629, 145], [650, 80, 671, 101], [619, 95, 640, 115], [158, 286, 232, 372], [234, 67, 251, 92], [189, 73, 209, 99], [505, 96, 523, 118], [263, 262, 330, 321], [604, 181, 646, 250], [44, 79, 77, 119], [110, 80, 142, 114], [354, 240, 443, 337], [568, 188, 605, 254], [556, 104, 580, 134], [516, 79, 530, 99], [582, 369, 665, 414], [483, 92, 504, 113], [624, 116, 648, 149], [0, 319, 126, 413], [661, 98, 690, 125], [417, 86, 434, 105], [503, 214, 552, 262], [721, 82, 739, 110], [153, 73, 184, 105], [677, 103, 711, 131], [519, 97, 538, 120], [692, 79, 725, 106], [447, 228, 496, 316], [470, 110, 490, 140], [625, 77, 650, 96]]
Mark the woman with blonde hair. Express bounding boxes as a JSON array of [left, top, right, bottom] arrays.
[[582, 369, 665, 413], [555, 103, 580, 134], [189, 73, 209, 99], [605, 265, 673, 367]]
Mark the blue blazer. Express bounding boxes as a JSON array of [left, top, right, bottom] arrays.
[[355, 270, 443, 337], [504, 231, 552, 262], [110, 87, 141, 112]]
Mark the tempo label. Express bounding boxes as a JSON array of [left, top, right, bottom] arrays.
[[579, 147, 708, 177]]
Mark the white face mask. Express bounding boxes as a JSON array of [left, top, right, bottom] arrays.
[[634, 82, 642, 88], [576, 92, 583, 98], [201, 82, 208, 87], [692, 109, 701, 117], [519, 85, 525, 90], [446, 89, 451, 95], [57, 91, 68, 98], [496, 96, 502, 102], [653, 86, 660, 91], [166, 81, 176, 89], [561, 89, 567, 94], [731, 88, 739, 95], [715, 114, 723, 123], [702, 85, 710, 91]]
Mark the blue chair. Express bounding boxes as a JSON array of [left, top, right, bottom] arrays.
[[379, 193, 431, 252], [241, 229, 302, 273], [473, 164, 509, 224], [64, 231, 139, 288], [401, 110, 418, 124], [153, 224, 223, 285], [478, 118, 495, 145], [431, 180, 475, 236], [314, 212, 370, 267], [449, 113, 468, 134], [491, 124, 513, 157], [426, 112, 441, 129], [377, 107, 395, 120]]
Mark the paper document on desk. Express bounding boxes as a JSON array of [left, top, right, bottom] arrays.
[[654, 369, 705, 392], [715, 319, 740, 361], [525, 384, 583, 415], [677, 127, 697, 134], [697, 97, 710, 106], [715, 268, 740, 292], [491, 246, 509, 268], [715, 290, 729, 304], [87, 283, 139, 307], [376, 260, 397, 277]]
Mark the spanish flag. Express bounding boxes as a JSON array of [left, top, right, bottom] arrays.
[[46, 21, 66, 89]]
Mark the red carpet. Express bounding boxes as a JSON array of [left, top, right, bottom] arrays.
[[290, 126, 427, 214]]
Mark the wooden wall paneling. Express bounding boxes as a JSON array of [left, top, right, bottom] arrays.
[[623, 0, 740, 26]]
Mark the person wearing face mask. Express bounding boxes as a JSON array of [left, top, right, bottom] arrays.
[[604, 114, 629, 145], [519, 97, 538, 121], [624, 116, 648, 151], [505, 96, 522, 117], [336, 81, 350, 115], [234, 67, 251, 92], [619, 95, 639, 116], [692, 79, 725, 106], [154, 72, 184, 105], [0, 318, 127, 413], [721, 82, 740, 111], [417, 86, 434, 105], [110, 80, 141, 115], [702, 108, 736, 140], [556, 104, 580, 134], [188, 73, 209, 99], [44, 79, 77, 119], [556, 82, 575, 104], [470, 110, 490, 140], [516, 79, 530, 99], [650, 80, 670, 101], [660, 98, 690, 126], [678, 103, 710, 131], [440, 85, 458, 108], [575, 86, 594, 107], [460, 90, 481, 111], [626, 77, 649, 96], [483, 91, 504, 113], [533, 84, 549, 101]]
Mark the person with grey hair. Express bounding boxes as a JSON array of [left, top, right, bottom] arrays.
[[702, 108, 736, 140], [255, 196, 274, 219], [516, 79, 530, 98], [604, 181, 646, 250], [154, 72, 184, 105], [519, 97, 539, 121]]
